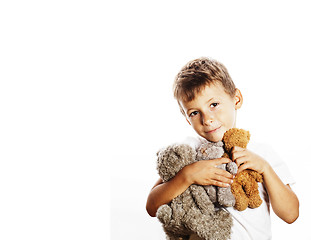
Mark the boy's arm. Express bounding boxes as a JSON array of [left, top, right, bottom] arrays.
[[261, 166, 299, 223], [146, 157, 234, 217], [146, 172, 190, 217], [232, 146, 299, 224]]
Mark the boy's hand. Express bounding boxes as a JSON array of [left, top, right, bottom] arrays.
[[231, 146, 268, 174], [183, 158, 234, 188]]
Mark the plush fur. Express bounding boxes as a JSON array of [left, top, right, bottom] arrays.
[[156, 143, 232, 240], [196, 141, 238, 207], [222, 128, 263, 211]]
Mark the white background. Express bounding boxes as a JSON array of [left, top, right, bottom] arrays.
[[0, 1, 310, 240], [0, 1, 106, 240]]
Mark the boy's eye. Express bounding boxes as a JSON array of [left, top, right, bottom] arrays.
[[210, 103, 219, 108], [189, 111, 199, 117]]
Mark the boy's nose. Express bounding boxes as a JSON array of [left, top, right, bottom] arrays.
[[202, 113, 214, 126]]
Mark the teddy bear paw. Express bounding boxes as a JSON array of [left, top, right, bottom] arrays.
[[156, 204, 172, 225], [217, 187, 236, 207]]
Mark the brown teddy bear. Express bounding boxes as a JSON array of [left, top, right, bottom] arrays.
[[222, 128, 263, 211]]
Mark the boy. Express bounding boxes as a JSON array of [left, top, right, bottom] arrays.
[[146, 57, 299, 239]]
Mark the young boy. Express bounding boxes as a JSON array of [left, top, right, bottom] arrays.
[[146, 57, 299, 239]]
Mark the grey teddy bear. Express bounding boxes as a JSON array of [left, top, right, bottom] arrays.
[[156, 142, 234, 240], [196, 141, 238, 207]]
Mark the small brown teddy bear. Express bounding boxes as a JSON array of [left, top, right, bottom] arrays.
[[222, 128, 263, 211], [156, 144, 233, 240]]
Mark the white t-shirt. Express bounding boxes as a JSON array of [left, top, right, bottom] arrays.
[[182, 136, 295, 240]]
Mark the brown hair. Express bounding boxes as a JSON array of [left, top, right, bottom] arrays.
[[173, 57, 236, 115]]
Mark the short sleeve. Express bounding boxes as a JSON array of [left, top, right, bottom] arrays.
[[248, 142, 296, 186]]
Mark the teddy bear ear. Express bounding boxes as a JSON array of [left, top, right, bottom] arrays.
[[243, 130, 251, 142], [156, 148, 162, 157]]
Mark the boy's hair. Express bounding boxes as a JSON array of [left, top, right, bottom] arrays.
[[173, 57, 236, 115]]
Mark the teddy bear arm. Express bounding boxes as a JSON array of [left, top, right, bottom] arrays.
[[248, 190, 263, 209], [203, 185, 217, 203], [170, 195, 187, 225], [217, 186, 236, 207], [242, 172, 263, 208], [212, 163, 236, 207], [234, 171, 262, 209], [156, 204, 173, 226], [247, 169, 263, 183], [157, 195, 194, 239], [226, 161, 238, 175], [231, 174, 250, 211], [189, 185, 215, 214]]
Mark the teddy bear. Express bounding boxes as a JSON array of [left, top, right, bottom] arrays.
[[156, 143, 232, 240], [222, 128, 263, 211], [196, 141, 238, 207]]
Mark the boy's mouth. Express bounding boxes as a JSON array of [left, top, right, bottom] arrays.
[[205, 126, 221, 134]]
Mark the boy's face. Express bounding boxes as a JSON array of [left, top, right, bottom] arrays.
[[180, 82, 243, 142]]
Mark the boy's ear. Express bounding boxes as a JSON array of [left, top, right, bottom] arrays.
[[234, 88, 243, 110]]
